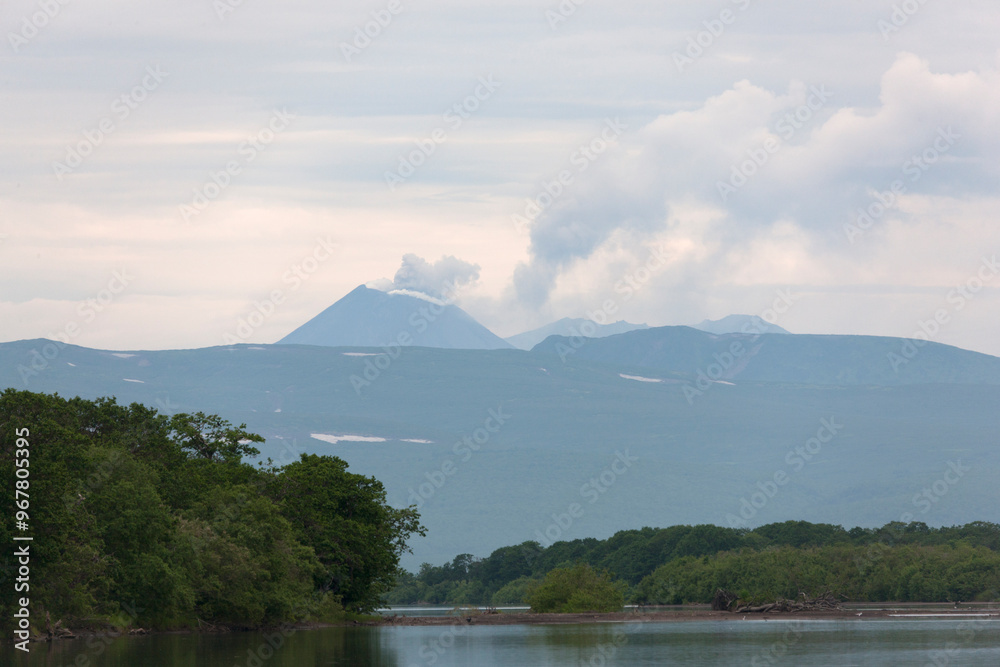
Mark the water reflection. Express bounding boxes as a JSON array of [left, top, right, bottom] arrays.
[[8, 618, 999, 666], [13, 625, 398, 667]]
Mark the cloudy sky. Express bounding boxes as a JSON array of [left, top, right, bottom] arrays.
[[2, 0, 999, 356]]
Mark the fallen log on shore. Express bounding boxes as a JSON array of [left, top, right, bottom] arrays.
[[734, 591, 844, 614]]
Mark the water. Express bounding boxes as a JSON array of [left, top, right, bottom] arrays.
[[8, 619, 999, 666]]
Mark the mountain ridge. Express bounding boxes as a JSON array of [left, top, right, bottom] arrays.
[[692, 314, 791, 335], [2, 335, 998, 567], [531, 325, 1000, 386], [505, 317, 649, 350]]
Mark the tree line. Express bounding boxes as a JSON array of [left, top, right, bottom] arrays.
[[0, 390, 423, 637], [386, 520, 1000, 606]]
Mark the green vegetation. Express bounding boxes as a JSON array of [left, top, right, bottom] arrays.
[[0, 390, 423, 636], [635, 543, 1000, 605], [526, 564, 624, 613], [385, 520, 1000, 607]]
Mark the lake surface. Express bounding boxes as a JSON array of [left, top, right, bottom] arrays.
[[9, 618, 999, 666]]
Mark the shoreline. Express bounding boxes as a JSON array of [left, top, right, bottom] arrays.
[[11, 604, 998, 646], [373, 606, 1000, 627]]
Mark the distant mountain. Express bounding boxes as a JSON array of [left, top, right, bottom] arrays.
[[532, 326, 1000, 386], [505, 317, 649, 350], [693, 314, 791, 335], [277, 285, 513, 350], [3, 334, 998, 568]]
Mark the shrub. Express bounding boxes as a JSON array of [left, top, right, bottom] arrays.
[[527, 564, 624, 613]]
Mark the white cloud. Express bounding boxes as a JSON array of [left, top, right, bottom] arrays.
[[0, 2, 998, 356]]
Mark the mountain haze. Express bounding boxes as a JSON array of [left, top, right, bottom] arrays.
[[277, 285, 512, 350], [3, 328, 998, 567], [532, 326, 1000, 386], [505, 317, 649, 350], [692, 314, 791, 335]]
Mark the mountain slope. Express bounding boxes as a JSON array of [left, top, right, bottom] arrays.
[[532, 326, 1000, 386], [693, 314, 791, 335], [505, 317, 649, 350], [277, 285, 513, 350], [2, 337, 998, 568]]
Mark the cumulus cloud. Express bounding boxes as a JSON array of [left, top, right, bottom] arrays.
[[374, 254, 482, 300], [4, 0, 1000, 356], [514, 53, 1000, 307]]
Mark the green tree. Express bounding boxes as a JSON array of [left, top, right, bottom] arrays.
[[1, 391, 423, 636], [168, 412, 263, 463], [491, 576, 538, 605], [527, 564, 624, 613], [269, 453, 425, 612]]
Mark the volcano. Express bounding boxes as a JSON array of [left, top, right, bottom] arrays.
[[277, 285, 513, 350]]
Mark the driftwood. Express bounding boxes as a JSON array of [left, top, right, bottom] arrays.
[[43, 612, 77, 640], [734, 591, 844, 614], [196, 617, 226, 632], [711, 589, 738, 611]]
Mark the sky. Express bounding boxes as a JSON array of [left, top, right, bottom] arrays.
[[1, 0, 999, 356]]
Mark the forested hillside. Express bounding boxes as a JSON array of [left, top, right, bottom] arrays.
[[387, 521, 1000, 606], [0, 390, 423, 638]]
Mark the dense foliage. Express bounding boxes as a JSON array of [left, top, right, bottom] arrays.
[[0, 390, 423, 635], [386, 520, 1000, 606], [526, 564, 624, 613], [634, 543, 1000, 605]]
